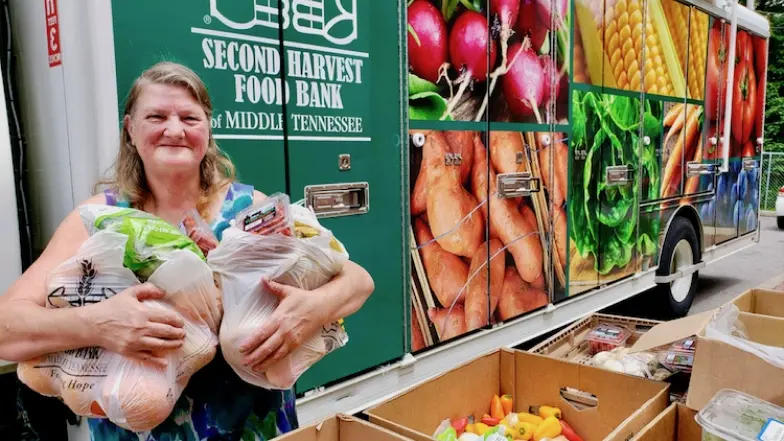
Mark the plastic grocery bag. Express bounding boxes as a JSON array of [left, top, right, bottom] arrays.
[[208, 203, 350, 390], [704, 304, 784, 369], [17, 205, 222, 432]]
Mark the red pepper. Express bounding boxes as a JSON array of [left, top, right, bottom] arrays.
[[451, 417, 468, 436], [481, 416, 502, 426], [559, 420, 585, 441]]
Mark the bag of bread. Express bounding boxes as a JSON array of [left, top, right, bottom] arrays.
[[17, 205, 222, 432], [208, 203, 350, 390]]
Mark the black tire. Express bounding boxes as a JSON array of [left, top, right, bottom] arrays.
[[778, 217, 784, 230], [655, 216, 700, 319]]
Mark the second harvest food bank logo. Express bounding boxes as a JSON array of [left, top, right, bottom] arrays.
[[208, 0, 358, 46]]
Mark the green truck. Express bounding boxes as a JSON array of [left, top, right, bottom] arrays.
[[1, 0, 770, 431]]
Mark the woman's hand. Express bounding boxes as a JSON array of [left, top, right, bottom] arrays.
[[88, 283, 186, 367], [239, 279, 327, 373]]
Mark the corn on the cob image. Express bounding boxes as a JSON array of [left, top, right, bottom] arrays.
[[687, 10, 709, 100], [573, 0, 686, 97], [662, 0, 690, 76]]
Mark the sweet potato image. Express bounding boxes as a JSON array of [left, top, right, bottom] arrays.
[[553, 205, 567, 267], [411, 130, 435, 216], [471, 134, 500, 240], [414, 217, 469, 307], [465, 239, 506, 331], [428, 305, 467, 341], [425, 131, 485, 257], [490, 131, 528, 175], [538, 134, 568, 207], [497, 267, 549, 321], [411, 307, 426, 352], [473, 137, 543, 282], [443, 130, 475, 184]]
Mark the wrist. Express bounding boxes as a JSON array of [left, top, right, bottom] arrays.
[[73, 305, 103, 348]]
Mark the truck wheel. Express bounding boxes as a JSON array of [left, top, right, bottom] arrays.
[[656, 216, 700, 319]]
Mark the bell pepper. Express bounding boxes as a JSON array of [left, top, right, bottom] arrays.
[[513, 422, 537, 440], [533, 417, 562, 441], [474, 422, 491, 436], [466, 423, 476, 434], [500, 394, 514, 415], [517, 412, 544, 426], [452, 417, 469, 436], [482, 416, 502, 427], [537, 406, 562, 420], [491, 395, 506, 419], [559, 420, 585, 441]]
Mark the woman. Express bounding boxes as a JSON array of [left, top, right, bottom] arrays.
[[0, 61, 375, 440]]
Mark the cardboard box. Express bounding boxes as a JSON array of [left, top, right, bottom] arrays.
[[630, 308, 784, 411], [365, 348, 670, 441], [630, 403, 701, 441], [278, 414, 414, 441], [731, 288, 784, 318]]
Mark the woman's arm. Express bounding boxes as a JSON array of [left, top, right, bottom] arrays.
[[310, 260, 375, 323]]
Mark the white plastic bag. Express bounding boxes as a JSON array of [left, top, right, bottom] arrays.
[[208, 204, 350, 390], [704, 304, 784, 369], [18, 206, 222, 432]]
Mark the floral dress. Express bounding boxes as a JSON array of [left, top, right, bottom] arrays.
[[91, 182, 299, 441]]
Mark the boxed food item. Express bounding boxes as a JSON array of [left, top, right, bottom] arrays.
[[366, 348, 669, 441], [278, 414, 414, 441], [585, 324, 632, 355], [630, 403, 701, 441], [630, 305, 784, 410], [730, 288, 784, 319], [696, 389, 784, 441]]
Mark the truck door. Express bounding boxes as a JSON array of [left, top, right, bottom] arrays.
[[277, 0, 407, 392]]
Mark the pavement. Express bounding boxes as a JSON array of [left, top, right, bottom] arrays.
[[604, 216, 784, 318]]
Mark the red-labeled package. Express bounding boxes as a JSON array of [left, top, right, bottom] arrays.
[[234, 193, 294, 237], [585, 324, 632, 355]]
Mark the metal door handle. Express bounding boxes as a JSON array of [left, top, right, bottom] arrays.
[[686, 161, 718, 177], [605, 165, 633, 186], [304, 182, 369, 218], [496, 172, 540, 198]]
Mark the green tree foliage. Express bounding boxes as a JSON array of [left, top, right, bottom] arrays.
[[761, 13, 784, 152]]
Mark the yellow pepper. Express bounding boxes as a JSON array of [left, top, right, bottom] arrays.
[[538, 406, 562, 420], [466, 423, 476, 434], [533, 416, 562, 441], [475, 422, 491, 435], [512, 421, 537, 440], [517, 412, 544, 426]]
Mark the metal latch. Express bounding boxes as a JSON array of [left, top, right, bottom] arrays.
[[605, 165, 633, 186], [304, 182, 369, 218], [496, 172, 540, 198], [686, 161, 717, 177], [743, 158, 757, 171]]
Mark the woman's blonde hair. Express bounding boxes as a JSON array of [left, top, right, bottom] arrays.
[[96, 61, 236, 221]]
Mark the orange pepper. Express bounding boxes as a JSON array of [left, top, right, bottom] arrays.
[[500, 394, 514, 415], [490, 394, 505, 419]]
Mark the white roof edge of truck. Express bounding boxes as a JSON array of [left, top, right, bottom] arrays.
[[689, 0, 771, 37]]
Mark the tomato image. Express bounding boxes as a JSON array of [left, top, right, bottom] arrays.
[[703, 120, 721, 160], [731, 56, 756, 145], [706, 26, 729, 120], [753, 35, 768, 140], [742, 140, 755, 158], [753, 35, 767, 79], [735, 30, 754, 68]]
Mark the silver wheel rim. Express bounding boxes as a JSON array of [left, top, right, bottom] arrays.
[[670, 239, 694, 303]]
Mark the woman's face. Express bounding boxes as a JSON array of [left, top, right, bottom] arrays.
[[125, 83, 210, 174]]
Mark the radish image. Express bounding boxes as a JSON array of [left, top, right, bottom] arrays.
[[517, 0, 548, 53], [490, 0, 521, 67], [536, 0, 567, 30], [503, 41, 544, 121], [407, 0, 449, 84], [443, 10, 497, 119]]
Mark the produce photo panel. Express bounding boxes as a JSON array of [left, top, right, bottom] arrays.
[[704, 17, 729, 127], [573, 0, 604, 87], [685, 7, 709, 101], [486, 0, 571, 125], [730, 29, 759, 159], [640, 0, 687, 98], [659, 102, 687, 200], [714, 161, 741, 244], [639, 206, 662, 272], [485, 131, 550, 323], [682, 105, 710, 196], [409, 130, 488, 350], [696, 199, 716, 249], [406, 1, 491, 121], [640, 99, 664, 203], [546, 132, 570, 302], [601, 0, 647, 93]]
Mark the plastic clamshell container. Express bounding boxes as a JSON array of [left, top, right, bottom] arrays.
[[670, 337, 697, 352], [658, 350, 694, 373], [585, 324, 632, 354], [696, 389, 784, 441], [234, 192, 294, 236]]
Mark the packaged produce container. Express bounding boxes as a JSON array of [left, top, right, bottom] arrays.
[[695, 389, 784, 441], [585, 324, 633, 354]]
